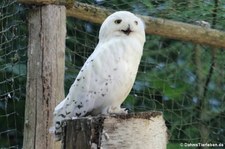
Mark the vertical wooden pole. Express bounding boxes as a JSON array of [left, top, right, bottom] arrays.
[[23, 5, 66, 149]]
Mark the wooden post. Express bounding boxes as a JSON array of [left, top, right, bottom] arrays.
[[23, 5, 66, 149], [62, 112, 168, 149]]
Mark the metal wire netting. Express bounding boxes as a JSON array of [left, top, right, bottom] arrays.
[[0, 0, 27, 148], [1, 0, 225, 148]]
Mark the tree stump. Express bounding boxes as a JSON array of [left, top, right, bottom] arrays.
[[62, 112, 168, 149]]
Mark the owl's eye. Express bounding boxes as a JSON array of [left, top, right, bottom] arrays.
[[114, 19, 122, 24], [134, 21, 138, 25]]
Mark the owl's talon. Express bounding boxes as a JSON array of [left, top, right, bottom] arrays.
[[105, 106, 128, 114]]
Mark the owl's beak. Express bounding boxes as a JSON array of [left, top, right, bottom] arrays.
[[121, 24, 132, 35]]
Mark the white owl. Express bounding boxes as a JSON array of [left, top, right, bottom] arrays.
[[52, 11, 146, 140]]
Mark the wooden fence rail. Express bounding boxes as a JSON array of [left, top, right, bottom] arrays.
[[19, 0, 225, 49]]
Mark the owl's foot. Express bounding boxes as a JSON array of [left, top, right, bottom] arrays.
[[103, 106, 128, 115]]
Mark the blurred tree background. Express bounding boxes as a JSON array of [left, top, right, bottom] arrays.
[[0, 0, 224, 148]]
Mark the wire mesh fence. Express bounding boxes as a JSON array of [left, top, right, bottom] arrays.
[[1, 0, 225, 148], [0, 0, 27, 148]]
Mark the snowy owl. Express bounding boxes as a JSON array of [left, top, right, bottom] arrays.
[[52, 11, 146, 140]]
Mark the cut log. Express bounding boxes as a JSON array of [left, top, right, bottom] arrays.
[[62, 112, 168, 149]]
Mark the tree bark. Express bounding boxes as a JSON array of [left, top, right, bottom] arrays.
[[23, 5, 66, 149], [62, 112, 168, 149]]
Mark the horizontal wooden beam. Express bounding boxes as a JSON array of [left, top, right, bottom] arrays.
[[143, 16, 225, 49], [18, 0, 225, 49], [67, 2, 225, 49], [67, 2, 112, 25]]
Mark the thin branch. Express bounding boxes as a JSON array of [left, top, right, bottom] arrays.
[[202, 0, 219, 98]]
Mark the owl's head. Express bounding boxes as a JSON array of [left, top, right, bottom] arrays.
[[99, 11, 145, 44]]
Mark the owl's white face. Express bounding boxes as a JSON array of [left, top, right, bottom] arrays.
[[99, 11, 145, 44]]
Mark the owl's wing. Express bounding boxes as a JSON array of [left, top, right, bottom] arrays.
[[52, 43, 107, 140]]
